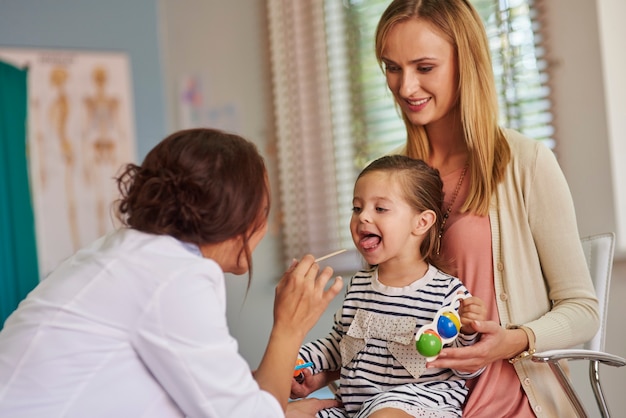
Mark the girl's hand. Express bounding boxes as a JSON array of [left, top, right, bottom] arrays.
[[290, 368, 338, 399], [427, 320, 529, 373], [458, 295, 487, 334]]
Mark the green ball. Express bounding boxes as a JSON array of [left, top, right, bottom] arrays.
[[416, 330, 443, 357]]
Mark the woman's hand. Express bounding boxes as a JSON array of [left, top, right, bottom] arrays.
[[458, 296, 487, 334], [427, 320, 529, 373], [286, 398, 340, 418], [254, 255, 343, 411], [274, 255, 343, 339]]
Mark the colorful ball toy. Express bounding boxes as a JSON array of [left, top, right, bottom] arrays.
[[415, 293, 468, 361]]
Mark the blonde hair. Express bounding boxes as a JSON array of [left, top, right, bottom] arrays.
[[375, 0, 510, 215]]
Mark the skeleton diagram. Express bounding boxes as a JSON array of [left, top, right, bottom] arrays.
[[82, 66, 123, 236], [48, 66, 80, 251]]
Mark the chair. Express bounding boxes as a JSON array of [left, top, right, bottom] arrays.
[[532, 232, 626, 418]]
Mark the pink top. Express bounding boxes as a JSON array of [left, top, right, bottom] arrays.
[[439, 167, 535, 417]]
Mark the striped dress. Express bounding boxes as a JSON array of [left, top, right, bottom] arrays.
[[299, 264, 481, 418]]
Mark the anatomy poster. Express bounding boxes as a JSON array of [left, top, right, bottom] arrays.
[[0, 48, 136, 279]]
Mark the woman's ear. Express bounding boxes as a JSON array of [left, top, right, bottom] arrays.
[[412, 209, 437, 236]]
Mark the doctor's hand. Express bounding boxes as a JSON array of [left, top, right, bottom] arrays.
[[274, 255, 343, 340], [254, 255, 343, 411]]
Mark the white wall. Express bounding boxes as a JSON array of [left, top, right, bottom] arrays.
[[597, 0, 626, 255], [158, 0, 289, 367], [159, 0, 625, 415], [545, 2, 626, 412]]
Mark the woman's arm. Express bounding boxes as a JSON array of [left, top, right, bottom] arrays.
[[254, 255, 343, 410], [133, 256, 342, 417], [429, 138, 599, 372], [523, 142, 599, 350]]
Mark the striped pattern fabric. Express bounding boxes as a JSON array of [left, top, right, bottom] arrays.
[[299, 265, 480, 418]]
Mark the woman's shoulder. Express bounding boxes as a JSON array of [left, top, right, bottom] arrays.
[[502, 128, 558, 177], [502, 129, 553, 159], [110, 229, 222, 276]]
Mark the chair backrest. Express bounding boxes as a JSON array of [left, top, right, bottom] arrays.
[[580, 233, 615, 352]]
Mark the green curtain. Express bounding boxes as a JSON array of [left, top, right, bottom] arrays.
[[0, 60, 39, 327]]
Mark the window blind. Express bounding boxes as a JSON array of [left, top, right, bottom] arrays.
[[267, 0, 554, 268], [473, 0, 555, 146]]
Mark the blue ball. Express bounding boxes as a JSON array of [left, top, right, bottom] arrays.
[[437, 315, 459, 339]]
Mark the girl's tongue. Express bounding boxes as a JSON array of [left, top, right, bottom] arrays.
[[360, 234, 381, 250]]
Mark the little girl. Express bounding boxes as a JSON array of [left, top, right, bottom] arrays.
[[293, 155, 486, 418]]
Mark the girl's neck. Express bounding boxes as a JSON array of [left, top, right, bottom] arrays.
[[376, 258, 429, 288]]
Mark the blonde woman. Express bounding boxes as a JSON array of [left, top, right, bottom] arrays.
[[373, 1, 598, 416]]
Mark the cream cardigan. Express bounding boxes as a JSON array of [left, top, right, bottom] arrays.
[[396, 129, 599, 417], [491, 130, 599, 417]]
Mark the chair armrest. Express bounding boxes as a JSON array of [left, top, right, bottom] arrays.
[[532, 349, 625, 368]]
